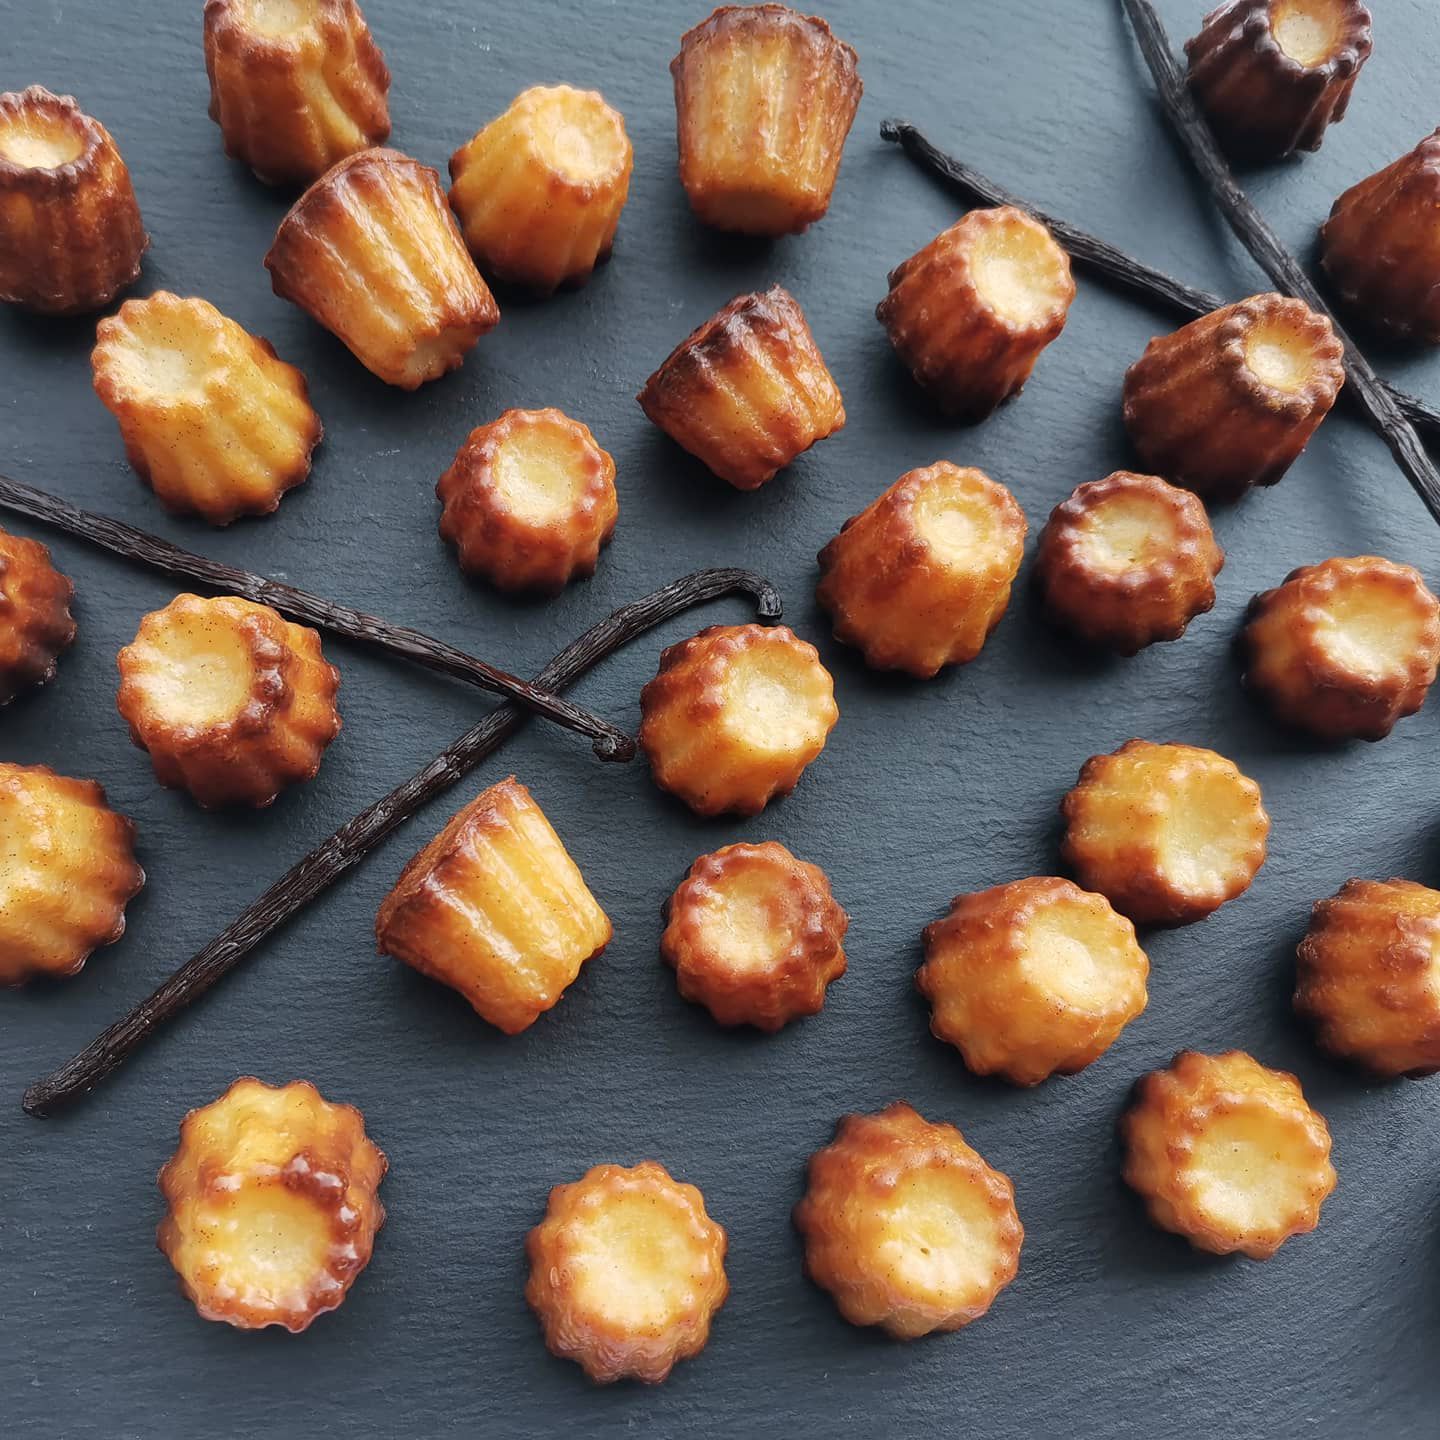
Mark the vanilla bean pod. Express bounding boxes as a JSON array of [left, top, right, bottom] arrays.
[[0, 472, 635, 761], [23, 567, 782, 1118], [1119, 0, 1440, 525], [879, 118, 1440, 446]]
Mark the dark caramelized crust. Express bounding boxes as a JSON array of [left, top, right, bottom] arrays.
[[794, 1102, 1023, 1339], [1122, 293, 1344, 500], [816, 462, 1027, 676], [639, 623, 838, 816], [1034, 471, 1224, 655], [157, 1077, 387, 1332], [877, 206, 1076, 420], [204, 0, 391, 185], [1060, 739, 1270, 926], [0, 526, 75, 704], [671, 4, 862, 236], [1121, 1050, 1335, 1259], [1296, 878, 1440, 1077], [526, 1160, 729, 1383], [0, 762, 144, 986], [662, 841, 848, 1030], [265, 147, 499, 388], [1320, 130, 1440, 343], [436, 408, 619, 594], [116, 594, 341, 809], [1185, 0, 1373, 160], [1242, 556, 1440, 741], [637, 285, 844, 490], [0, 86, 146, 313]]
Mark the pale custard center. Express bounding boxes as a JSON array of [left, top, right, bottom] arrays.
[[1154, 772, 1254, 894], [872, 1168, 1008, 1306], [1315, 585, 1423, 679], [1076, 496, 1172, 575], [567, 1191, 702, 1329], [1181, 1109, 1317, 1232], [492, 429, 586, 525], [1020, 904, 1130, 1009], [529, 91, 625, 180], [1272, 0, 1344, 66], [969, 216, 1069, 328], [238, 0, 317, 37], [0, 116, 84, 169], [1244, 319, 1314, 393], [198, 1185, 334, 1302], [134, 613, 258, 728], [722, 649, 812, 752], [698, 868, 788, 973], [911, 476, 1009, 568]]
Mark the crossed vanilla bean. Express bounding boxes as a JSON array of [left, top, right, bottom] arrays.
[[22, 567, 782, 1117], [0, 473, 633, 760], [879, 120, 1440, 453]]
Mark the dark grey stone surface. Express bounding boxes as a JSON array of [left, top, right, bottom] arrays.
[[2, 0, 1438, 1434]]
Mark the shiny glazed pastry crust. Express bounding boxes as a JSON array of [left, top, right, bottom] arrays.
[[816, 462, 1027, 677], [661, 840, 848, 1030], [116, 594, 342, 809], [0, 526, 76, 705], [917, 876, 1149, 1085], [639, 623, 838, 816], [525, 1160, 729, 1383], [157, 1077, 387, 1332], [1121, 1050, 1335, 1259], [794, 1102, 1023, 1339], [0, 762, 144, 986]]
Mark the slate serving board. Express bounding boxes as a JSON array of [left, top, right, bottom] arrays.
[[3, 0, 1439, 1435]]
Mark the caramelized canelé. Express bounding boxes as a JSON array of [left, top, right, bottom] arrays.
[[1061, 739, 1269, 927], [0, 762, 143, 986], [157, 1077, 387, 1332], [662, 841, 848, 1030], [375, 777, 612, 1034], [1034, 471, 1224, 655], [0, 527, 75, 705], [116, 594, 341, 809], [1242, 556, 1440, 741], [1296, 878, 1440, 1077], [1121, 1050, 1335, 1259], [637, 286, 844, 490], [0, 86, 146, 313], [1321, 130, 1440, 343], [436, 408, 618, 594], [918, 877, 1149, 1086], [203, 0, 391, 185], [794, 1102, 1022, 1340], [449, 85, 632, 294], [671, 4, 861, 236], [640, 623, 838, 817], [878, 206, 1076, 420], [1122, 294, 1344, 501], [1185, 0, 1373, 160], [92, 292, 322, 524], [526, 1160, 729, 1384], [266, 147, 499, 388], [816, 462, 1026, 677]]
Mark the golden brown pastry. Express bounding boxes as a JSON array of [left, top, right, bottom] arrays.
[[265, 147, 499, 388], [1122, 293, 1344, 501], [92, 292, 322, 524], [661, 841, 847, 1030], [116, 594, 341, 810], [0, 763, 144, 986], [203, 0, 391, 186], [375, 776, 612, 1034], [1321, 130, 1440, 343], [526, 1160, 728, 1383], [1185, 0, 1373, 160], [0, 527, 75, 705], [917, 877, 1149, 1086], [157, 1077, 387, 1332], [637, 285, 844, 490], [436, 408, 619, 594], [794, 1102, 1022, 1339], [1295, 878, 1440, 1077], [671, 4, 861, 236], [1242, 556, 1440, 741], [449, 85, 632, 294], [816, 462, 1026, 677], [1034, 471, 1224, 655], [1121, 1050, 1335, 1259], [1060, 739, 1269, 927], [640, 623, 837, 817], [877, 206, 1075, 420], [0, 85, 146, 313]]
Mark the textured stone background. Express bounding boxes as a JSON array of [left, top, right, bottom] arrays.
[[2, 0, 1438, 1435]]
